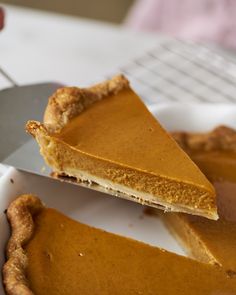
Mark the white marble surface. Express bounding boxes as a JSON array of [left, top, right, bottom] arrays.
[[0, 4, 162, 89]]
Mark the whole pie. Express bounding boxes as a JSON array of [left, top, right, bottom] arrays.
[[26, 75, 217, 219], [3, 194, 236, 295], [162, 126, 236, 275]]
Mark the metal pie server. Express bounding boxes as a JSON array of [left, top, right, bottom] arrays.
[[0, 68, 62, 176]]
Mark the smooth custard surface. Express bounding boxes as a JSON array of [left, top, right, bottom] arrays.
[[55, 88, 214, 196], [25, 208, 235, 295]]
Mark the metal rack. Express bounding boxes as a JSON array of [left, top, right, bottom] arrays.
[[116, 39, 236, 105]]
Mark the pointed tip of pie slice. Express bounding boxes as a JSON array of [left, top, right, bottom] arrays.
[[173, 152, 218, 220], [168, 132, 219, 220], [195, 202, 218, 220]]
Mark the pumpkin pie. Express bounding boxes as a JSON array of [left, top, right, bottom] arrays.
[[162, 126, 236, 275], [3, 194, 236, 294], [26, 75, 217, 219]]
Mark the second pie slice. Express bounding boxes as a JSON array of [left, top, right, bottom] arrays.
[[162, 126, 236, 274], [26, 75, 217, 219]]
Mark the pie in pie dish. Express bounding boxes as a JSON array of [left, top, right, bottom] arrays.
[[26, 75, 217, 219], [3, 194, 236, 295], [161, 126, 236, 275]]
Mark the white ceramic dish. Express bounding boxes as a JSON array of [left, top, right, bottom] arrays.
[[1, 103, 236, 294], [150, 103, 236, 132]]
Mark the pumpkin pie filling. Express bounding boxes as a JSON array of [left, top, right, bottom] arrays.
[[26, 75, 217, 219], [161, 126, 236, 274], [3, 195, 236, 295]]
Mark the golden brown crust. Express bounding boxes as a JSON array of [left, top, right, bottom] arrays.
[[25, 120, 47, 138], [3, 195, 44, 295], [172, 125, 236, 153], [43, 74, 129, 133]]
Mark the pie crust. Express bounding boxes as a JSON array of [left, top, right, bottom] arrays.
[[172, 125, 236, 153], [43, 74, 129, 133], [3, 195, 44, 295]]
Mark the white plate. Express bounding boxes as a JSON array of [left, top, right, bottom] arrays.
[[150, 103, 236, 131], [1, 103, 236, 294]]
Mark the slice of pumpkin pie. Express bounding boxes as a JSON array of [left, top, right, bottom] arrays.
[[26, 75, 217, 219]]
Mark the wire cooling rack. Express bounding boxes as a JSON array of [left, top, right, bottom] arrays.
[[112, 39, 236, 105]]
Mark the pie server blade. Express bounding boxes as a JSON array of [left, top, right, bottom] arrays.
[[0, 83, 62, 176]]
